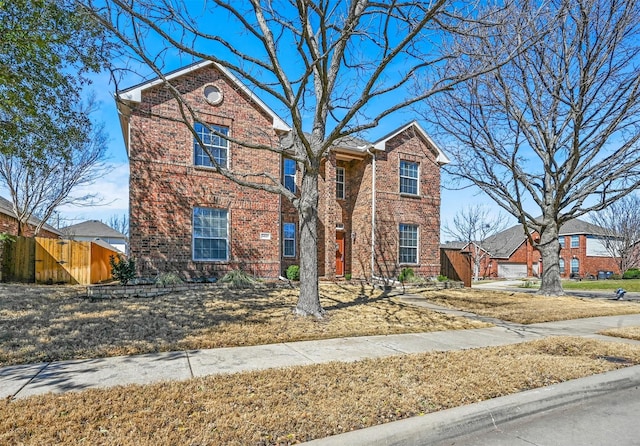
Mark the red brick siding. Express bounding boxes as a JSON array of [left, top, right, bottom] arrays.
[[129, 65, 282, 279], [372, 129, 441, 279], [0, 212, 58, 238]]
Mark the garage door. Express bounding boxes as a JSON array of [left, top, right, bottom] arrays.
[[498, 263, 527, 278]]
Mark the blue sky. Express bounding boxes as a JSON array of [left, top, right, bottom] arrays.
[[48, 64, 515, 236]]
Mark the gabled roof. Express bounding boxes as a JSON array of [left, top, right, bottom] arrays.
[[373, 120, 450, 165], [60, 220, 125, 239], [480, 218, 610, 259], [0, 196, 61, 235], [481, 224, 531, 259], [117, 60, 291, 153]]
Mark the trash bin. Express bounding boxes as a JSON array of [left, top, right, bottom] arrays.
[[597, 271, 606, 280]]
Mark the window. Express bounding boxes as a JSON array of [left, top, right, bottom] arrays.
[[571, 258, 579, 274], [399, 224, 418, 264], [283, 223, 296, 257], [194, 122, 229, 167], [193, 208, 228, 261], [399, 160, 419, 195], [336, 167, 345, 199], [283, 158, 296, 193], [559, 258, 565, 274], [558, 237, 565, 249], [571, 235, 579, 248]]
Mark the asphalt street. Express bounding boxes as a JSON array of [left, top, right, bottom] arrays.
[[433, 381, 640, 446]]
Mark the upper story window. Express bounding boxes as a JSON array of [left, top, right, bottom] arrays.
[[283, 158, 296, 193], [283, 222, 296, 257], [193, 207, 228, 261], [399, 223, 418, 264], [558, 237, 565, 249], [571, 235, 579, 248], [194, 122, 229, 168], [336, 167, 345, 199], [399, 160, 419, 195]]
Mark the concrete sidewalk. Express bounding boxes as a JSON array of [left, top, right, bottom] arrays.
[[3, 300, 640, 401]]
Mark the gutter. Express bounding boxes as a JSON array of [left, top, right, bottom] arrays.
[[364, 146, 376, 280]]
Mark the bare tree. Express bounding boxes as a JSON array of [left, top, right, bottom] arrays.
[[428, 0, 640, 295], [443, 205, 507, 281], [0, 97, 109, 236], [84, 0, 520, 317], [589, 194, 640, 274], [105, 214, 129, 239]]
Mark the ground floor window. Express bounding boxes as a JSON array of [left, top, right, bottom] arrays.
[[399, 224, 418, 264], [283, 222, 296, 257], [571, 258, 579, 274], [559, 258, 565, 274], [193, 208, 228, 261]]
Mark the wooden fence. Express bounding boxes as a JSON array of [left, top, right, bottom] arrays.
[[440, 247, 472, 287], [2, 236, 119, 285]]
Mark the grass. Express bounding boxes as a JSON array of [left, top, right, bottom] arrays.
[[2, 336, 640, 445], [562, 279, 640, 292], [418, 287, 640, 324], [599, 326, 640, 341], [0, 282, 489, 367]]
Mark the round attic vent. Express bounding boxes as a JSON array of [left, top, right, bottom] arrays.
[[204, 85, 223, 105]]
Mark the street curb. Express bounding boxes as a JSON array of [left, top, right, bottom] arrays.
[[300, 364, 640, 445]]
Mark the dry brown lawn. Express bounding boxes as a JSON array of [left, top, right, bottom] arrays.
[[2, 337, 640, 445], [418, 287, 640, 324], [0, 282, 489, 367], [599, 326, 640, 341]]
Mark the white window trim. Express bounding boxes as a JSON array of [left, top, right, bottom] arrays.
[[570, 235, 579, 248], [283, 222, 296, 258], [194, 123, 230, 168], [283, 158, 296, 193], [399, 223, 419, 265], [336, 166, 346, 200], [192, 207, 229, 262], [399, 160, 420, 196]]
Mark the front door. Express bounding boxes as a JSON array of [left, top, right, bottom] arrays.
[[335, 231, 345, 276]]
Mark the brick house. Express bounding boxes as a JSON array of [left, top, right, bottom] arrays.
[[116, 60, 448, 280], [477, 219, 620, 279], [0, 196, 60, 238]]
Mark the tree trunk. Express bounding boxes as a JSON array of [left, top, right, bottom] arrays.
[[537, 223, 564, 296], [295, 167, 325, 318]]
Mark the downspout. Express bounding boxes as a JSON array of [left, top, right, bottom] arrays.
[[365, 147, 376, 280]]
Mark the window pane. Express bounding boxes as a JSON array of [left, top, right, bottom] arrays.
[[571, 258, 579, 273], [283, 158, 296, 192], [399, 160, 418, 195], [559, 258, 565, 273], [194, 123, 229, 167], [336, 167, 345, 199], [571, 235, 579, 248], [193, 208, 228, 260], [283, 222, 296, 257], [399, 224, 418, 264]]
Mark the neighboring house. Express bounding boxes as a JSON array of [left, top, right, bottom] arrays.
[[0, 196, 60, 238], [60, 220, 127, 253], [116, 60, 448, 280], [475, 219, 620, 279]]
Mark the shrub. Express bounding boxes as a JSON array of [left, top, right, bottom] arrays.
[[398, 267, 415, 283], [437, 274, 449, 282], [286, 265, 300, 281], [220, 270, 260, 289], [623, 268, 640, 279], [155, 272, 183, 287], [109, 254, 136, 285], [345, 273, 352, 281]]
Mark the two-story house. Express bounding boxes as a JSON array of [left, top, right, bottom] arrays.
[[116, 60, 448, 281]]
